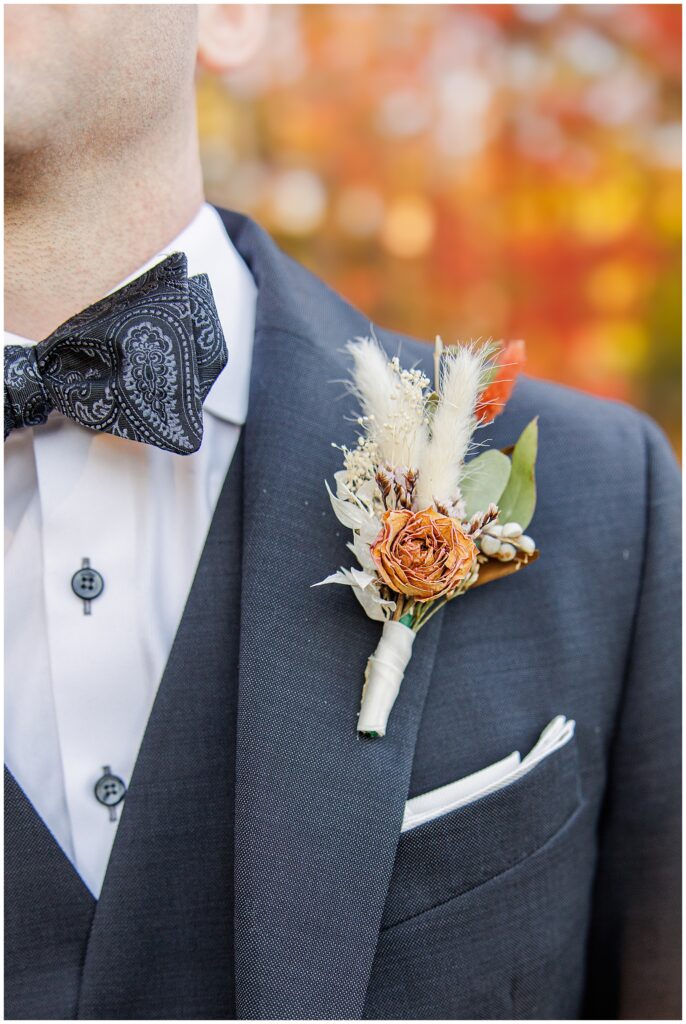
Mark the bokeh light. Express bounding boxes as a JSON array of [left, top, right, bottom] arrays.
[[197, 3, 681, 453]]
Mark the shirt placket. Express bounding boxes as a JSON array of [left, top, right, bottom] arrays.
[[33, 422, 153, 897]]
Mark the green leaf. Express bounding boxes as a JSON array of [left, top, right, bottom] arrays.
[[497, 417, 538, 530], [460, 449, 512, 519]]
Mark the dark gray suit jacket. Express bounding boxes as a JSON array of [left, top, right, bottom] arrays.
[[5, 208, 681, 1021], [220, 209, 681, 1020]]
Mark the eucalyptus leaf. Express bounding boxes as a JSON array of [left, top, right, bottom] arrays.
[[497, 417, 538, 530], [460, 449, 511, 518]]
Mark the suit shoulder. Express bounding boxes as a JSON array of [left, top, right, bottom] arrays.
[[511, 375, 674, 469]]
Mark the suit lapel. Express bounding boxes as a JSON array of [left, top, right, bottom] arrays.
[[224, 212, 443, 1018]]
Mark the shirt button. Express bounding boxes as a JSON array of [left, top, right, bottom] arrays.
[[94, 767, 127, 821], [71, 557, 103, 616], [71, 564, 104, 600]]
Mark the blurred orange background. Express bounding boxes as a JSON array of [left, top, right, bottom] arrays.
[[197, 3, 681, 453]]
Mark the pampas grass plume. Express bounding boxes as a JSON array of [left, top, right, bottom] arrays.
[[347, 337, 428, 468], [415, 344, 488, 509]]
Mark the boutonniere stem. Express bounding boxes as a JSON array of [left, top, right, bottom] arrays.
[[357, 620, 415, 735]]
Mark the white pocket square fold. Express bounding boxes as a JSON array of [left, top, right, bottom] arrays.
[[401, 715, 575, 832]]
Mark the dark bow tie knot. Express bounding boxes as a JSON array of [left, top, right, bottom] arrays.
[[4, 345, 53, 439], [4, 253, 228, 454]]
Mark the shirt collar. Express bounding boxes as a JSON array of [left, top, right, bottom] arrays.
[[4, 202, 256, 427]]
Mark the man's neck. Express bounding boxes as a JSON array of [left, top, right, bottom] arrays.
[[5, 129, 205, 340]]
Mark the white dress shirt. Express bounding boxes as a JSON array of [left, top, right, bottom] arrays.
[[4, 203, 256, 897]]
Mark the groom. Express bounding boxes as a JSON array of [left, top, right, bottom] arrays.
[[4, 5, 680, 1020]]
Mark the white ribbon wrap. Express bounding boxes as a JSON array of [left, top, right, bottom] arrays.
[[357, 620, 416, 736]]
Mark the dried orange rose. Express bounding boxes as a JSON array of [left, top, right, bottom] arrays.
[[370, 507, 477, 602], [478, 339, 526, 425]]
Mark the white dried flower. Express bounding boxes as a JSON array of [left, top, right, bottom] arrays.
[[501, 522, 523, 539], [480, 533, 501, 557], [518, 534, 536, 555], [313, 566, 395, 622], [465, 567, 480, 587], [335, 436, 381, 502], [497, 543, 517, 562]]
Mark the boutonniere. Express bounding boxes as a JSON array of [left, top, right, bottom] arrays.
[[315, 335, 538, 737]]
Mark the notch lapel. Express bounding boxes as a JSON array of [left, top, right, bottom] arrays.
[[225, 212, 443, 1019]]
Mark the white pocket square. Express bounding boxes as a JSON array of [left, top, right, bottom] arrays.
[[402, 715, 575, 833]]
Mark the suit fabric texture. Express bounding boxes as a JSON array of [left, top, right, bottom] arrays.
[[4, 208, 681, 1020]]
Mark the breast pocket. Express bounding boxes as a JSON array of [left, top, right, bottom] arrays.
[[382, 728, 583, 929]]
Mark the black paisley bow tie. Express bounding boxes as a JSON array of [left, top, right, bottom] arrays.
[[3, 252, 228, 454]]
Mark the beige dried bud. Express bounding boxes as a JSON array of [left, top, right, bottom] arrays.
[[404, 468, 418, 506], [375, 466, 393, 509], [465, 504, 500, 538], [394, 476, 413, 511]]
